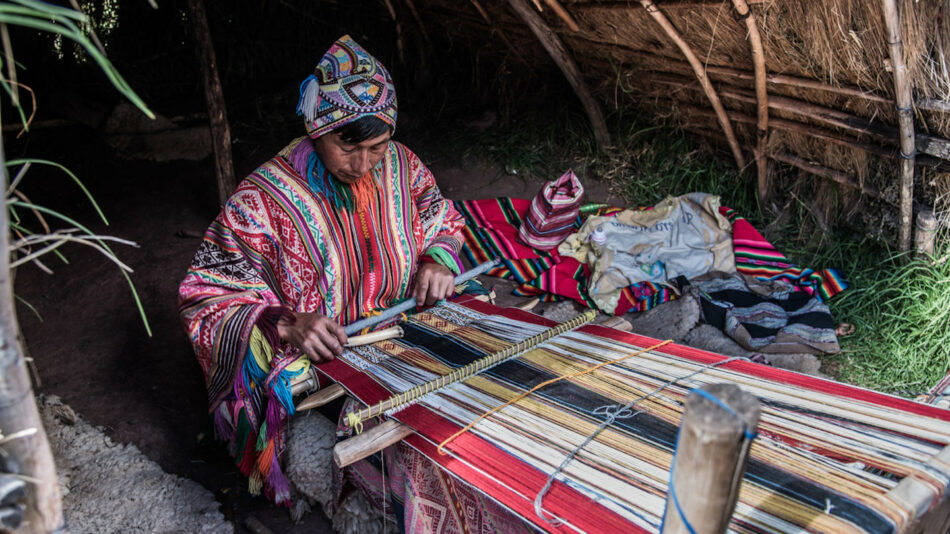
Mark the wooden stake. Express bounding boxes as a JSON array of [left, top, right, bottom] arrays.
[[661, 383, 760, 534], [296, 384, 346, 412], [334, 419, 413, 467], [0, 133, 63, 533], [880, 0, 916, 252], [541, 0, 580, 31], [515, 297, 540, 312], [290, 367, 319, 396], [731, 0, 769, 204], [637, 1, 746, 171], [186, 0, 236, 207], [507, 0, 611, 148]]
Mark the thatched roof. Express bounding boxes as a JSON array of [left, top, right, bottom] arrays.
[[406, 0, 950, 249]]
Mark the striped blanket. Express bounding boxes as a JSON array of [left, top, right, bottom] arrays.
[[320, 297, 950, 533], [455, 198, 847, 314]]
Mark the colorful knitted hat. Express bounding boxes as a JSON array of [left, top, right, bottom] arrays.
[[296, 35, 398, 139]]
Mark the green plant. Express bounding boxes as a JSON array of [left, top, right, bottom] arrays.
[[1, 0, 153, 335]]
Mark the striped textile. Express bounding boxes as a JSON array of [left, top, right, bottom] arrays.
[[455, 198, 848, 314], [178, 137, 464, 502], [319, 296, 950, 533], [518, 170, 584, 251], [722, 208, 848, 301]]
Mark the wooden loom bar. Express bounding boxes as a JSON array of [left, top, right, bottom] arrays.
[[335, 419, 414, 468], [508, 0, 611, 147], [296, 384, 346, 411], [662, 384, 760, 534], [637, 0, 746, 171], [880, 0, 916, 252], [731, 0, 770, 204]]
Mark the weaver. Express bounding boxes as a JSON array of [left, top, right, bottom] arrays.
[[320, 296, 950, 533]]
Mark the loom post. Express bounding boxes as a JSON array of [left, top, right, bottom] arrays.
[[296, 384, 345, 412], [662, 383, 760, 534]]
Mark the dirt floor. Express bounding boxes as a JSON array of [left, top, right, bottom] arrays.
[[11, 131, 621, 533]]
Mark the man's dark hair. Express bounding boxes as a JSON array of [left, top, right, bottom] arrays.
[[335, 116, 393, 144]]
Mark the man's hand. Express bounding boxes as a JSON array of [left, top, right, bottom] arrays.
[[412, 262, 455, 306], [277, 312, 347, 363]]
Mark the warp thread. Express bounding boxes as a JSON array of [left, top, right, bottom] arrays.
[[532, 356, 746, 526]]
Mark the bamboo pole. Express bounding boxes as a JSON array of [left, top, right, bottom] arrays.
[[541, 0, 580, 31], [661, 383, 760, 534], [507, 0, 611, 147], [637, 1, 746, 170], [880, 0, 916, 252], [0, 135, 63, 533], [186, 0, 236, 207], [731, 0, 769, 204]]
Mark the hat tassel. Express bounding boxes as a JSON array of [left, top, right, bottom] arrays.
[[296, 74, 320, 122]]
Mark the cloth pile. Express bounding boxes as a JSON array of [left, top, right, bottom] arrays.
[[456, 192, 848, 355]]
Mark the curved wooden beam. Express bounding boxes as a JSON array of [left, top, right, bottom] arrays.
[[637, 1, 746, 170], [508, 0, 611, 147], [880, 0, 916, 251], [732, 0, 769, 204]]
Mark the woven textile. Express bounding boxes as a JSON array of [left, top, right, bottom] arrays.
[[320, 297, 950, 533], [518, 169, 584, 250], [297, 35, 398, 139], [178, 137, 463, 502], [455, 198, 848, 314]]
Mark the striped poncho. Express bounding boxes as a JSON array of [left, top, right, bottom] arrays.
[[177, 136, 464, 502]]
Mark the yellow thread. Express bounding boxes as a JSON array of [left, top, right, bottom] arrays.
[[345, 310, 597, 426], [436, 339, 673, 455], [346, 412, 364, 434]]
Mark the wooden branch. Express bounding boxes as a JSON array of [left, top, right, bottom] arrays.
[[334, 419, 414, 467], [661, 384, 760, 534], [566, 34, 892, 104], [770, 152, 883, 199], [682, 125, 885, 200], [0, 137, 63, 533], [468, 0, 533, 69], [732, 0, 770, 204], [186, 0, 236, 207], [508, 0, 611, 147], [637, 0, 746, 170], [542, 0, 580, 31], [296, 384, 346, 411], [881, 0, 916, 252], [575, 0, 765, 9]]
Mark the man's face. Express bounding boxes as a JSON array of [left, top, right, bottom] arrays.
[[312, 130, 391, 184]]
